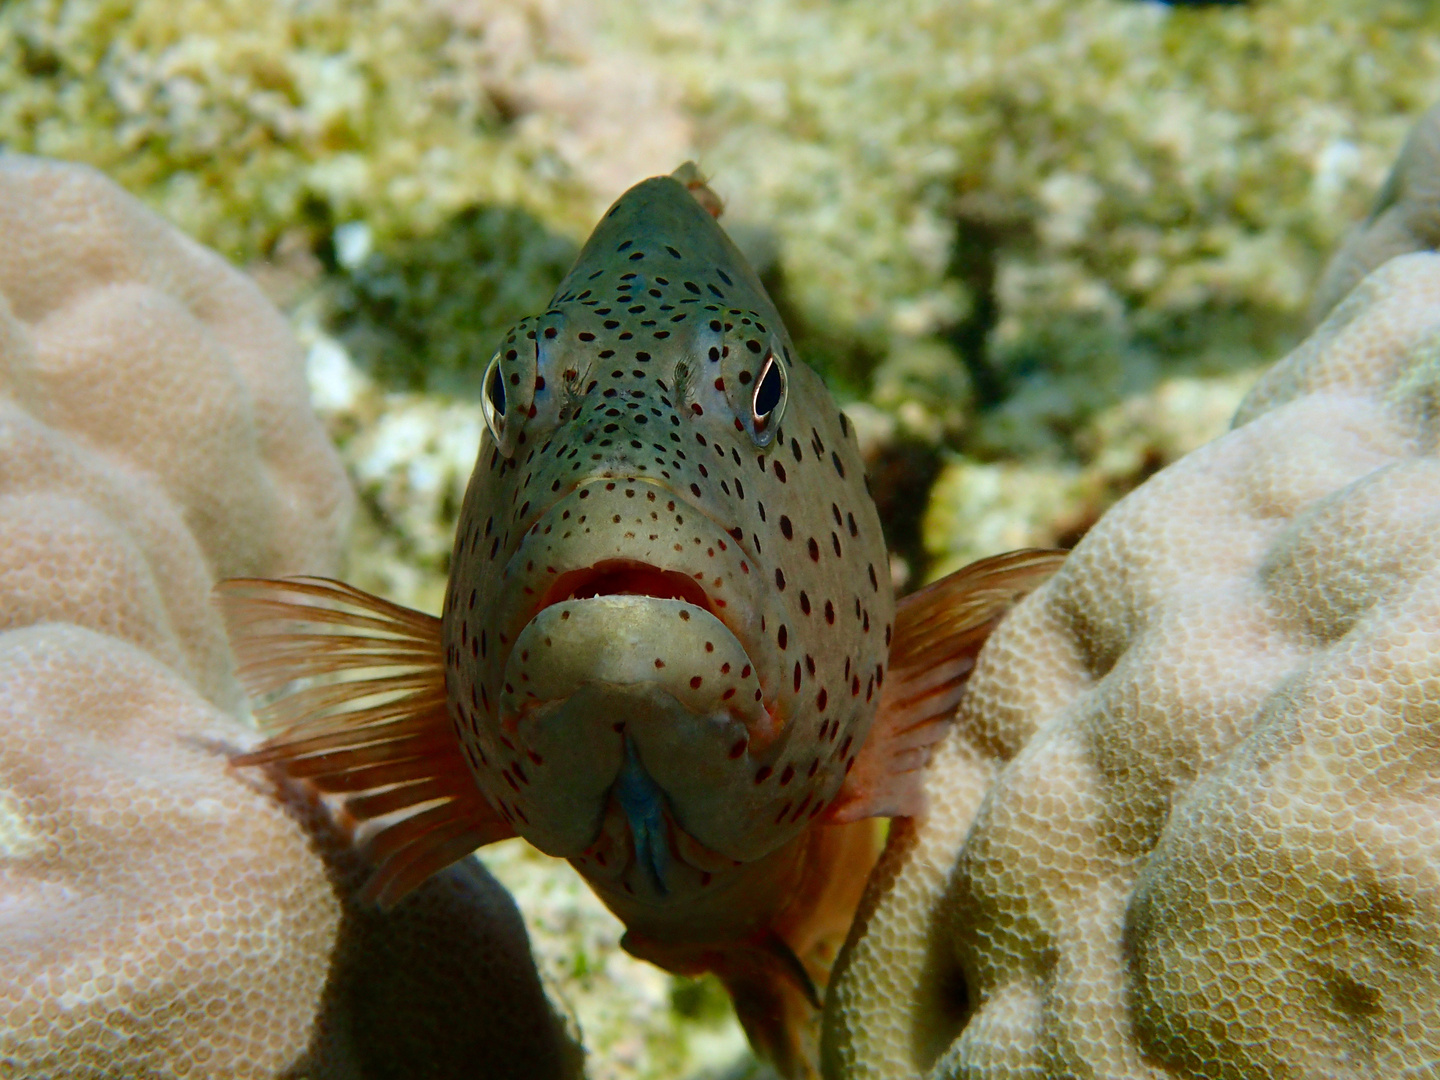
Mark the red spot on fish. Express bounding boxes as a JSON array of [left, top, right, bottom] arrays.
[[755, 765, 772, 783], [729, 739, 747, 759], [690, 676, 703, 689]]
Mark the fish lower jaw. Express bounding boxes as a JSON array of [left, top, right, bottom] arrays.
[[500, 593, 770, 731]]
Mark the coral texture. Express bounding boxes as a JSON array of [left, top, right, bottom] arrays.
[[823, 252, 1440, 1078], [0, 155, 575, 1079]]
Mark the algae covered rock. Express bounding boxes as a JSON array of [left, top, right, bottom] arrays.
[[823, 251, 1440, 1079]]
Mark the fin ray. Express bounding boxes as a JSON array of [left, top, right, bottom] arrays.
[[218, 576, 515, 907], [827, 549, 1065, 823]]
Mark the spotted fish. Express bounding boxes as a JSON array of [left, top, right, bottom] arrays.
[[221, 164, 1062, 1077]]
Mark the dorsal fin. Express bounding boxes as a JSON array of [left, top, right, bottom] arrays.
[[671, 161, 724, 218], [827, 549, 1066, 823], [218, 577, 515, 907]]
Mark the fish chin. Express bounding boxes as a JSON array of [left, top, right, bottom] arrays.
[[499, 594, 797, 866]]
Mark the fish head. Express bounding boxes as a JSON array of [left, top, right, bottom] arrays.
[[441, 169, 895, 901]]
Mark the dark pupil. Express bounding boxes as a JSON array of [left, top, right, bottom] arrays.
[[487, 362, 507, 416], [754, 359, 783, 417]]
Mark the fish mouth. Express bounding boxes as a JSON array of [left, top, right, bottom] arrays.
[[535, 559, 718, 618]]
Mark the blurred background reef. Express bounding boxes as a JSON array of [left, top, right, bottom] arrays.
[[4, 0, 1438, 1076]]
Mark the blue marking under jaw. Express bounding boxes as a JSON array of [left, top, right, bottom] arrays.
[[615, 736, 671, 895]]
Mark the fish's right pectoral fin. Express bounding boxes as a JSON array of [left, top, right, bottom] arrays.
[[827, 548, 1066, 823], [217, 576, 515, 908]]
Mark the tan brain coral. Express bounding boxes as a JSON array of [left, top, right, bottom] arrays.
[[824, 251, 1440, 1078], [0, 155, 577, 1078]]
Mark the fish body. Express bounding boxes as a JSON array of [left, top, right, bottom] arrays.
[[445, 170, 891, 895], [223, 166, 1062, 1077]]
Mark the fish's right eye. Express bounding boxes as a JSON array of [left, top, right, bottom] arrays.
[[482, 353, 506, 440]]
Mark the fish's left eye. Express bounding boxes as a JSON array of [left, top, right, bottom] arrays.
[[752, 353, 786, 435], [482, 352, 506, 440]]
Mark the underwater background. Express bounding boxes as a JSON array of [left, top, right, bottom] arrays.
[[3, 1, 1438, 1076]]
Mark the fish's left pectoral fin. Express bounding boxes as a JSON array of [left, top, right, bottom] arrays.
[[218, 576, 516, 909], [828, 548, 1066, 823]]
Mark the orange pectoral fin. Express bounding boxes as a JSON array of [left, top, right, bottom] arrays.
[[218, 577, 515, 907], [828, 548, 1066, 823]]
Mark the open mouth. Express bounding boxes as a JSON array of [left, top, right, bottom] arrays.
[[537, 559, 715, 614]]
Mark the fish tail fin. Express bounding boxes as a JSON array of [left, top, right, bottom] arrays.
[[218, 577, 514, 907], [828, 548, 1067, 823]]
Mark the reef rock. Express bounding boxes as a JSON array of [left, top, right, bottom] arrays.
[[0, 155, 577, 1079], [823, 251, 1440, 1078]]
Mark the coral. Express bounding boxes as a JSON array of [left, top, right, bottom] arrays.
[[7, 0, 1433, 410], [324, 203, 579, 391], [823, 250, 1440, 1078], [0, 0, 692, 261], [923, 370, 1256, 578], [624, 0, 1437, 417], [0, 154, 576, 1079]]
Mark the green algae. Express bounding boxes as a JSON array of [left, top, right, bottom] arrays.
[[325, 204, 579, 393], [0, 0, 618, 262]]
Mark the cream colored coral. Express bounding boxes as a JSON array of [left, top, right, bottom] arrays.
[[824, 252, 1440, 1079], [0, 155, 576, 1078]]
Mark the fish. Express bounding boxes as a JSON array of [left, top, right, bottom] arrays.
[[220, 163, 1063, 1078]]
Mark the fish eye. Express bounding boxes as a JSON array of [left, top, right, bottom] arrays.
[[752, 353, 786, 434], [482, 352, 507, 440]]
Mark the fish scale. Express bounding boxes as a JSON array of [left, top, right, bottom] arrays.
[[221, 164, 1064, 1079]]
